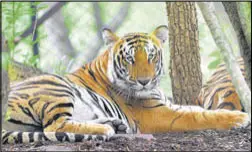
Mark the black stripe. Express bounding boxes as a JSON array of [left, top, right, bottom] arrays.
[[28, 132, 34, 143], [43, 112, 72, 129], [87, 135, 92, 141], [217, 102, 236, 110], [41, 102, 50, 120], [223, 90, 234, 98], [71, 74, 88, 86], [127, 40, 148, 46], [47, 103, 74, 113], [19, 80, 72, 90], [42, 133, 50, 141], [73, 88, 82, 99], [110, 95, 129, 122], [13, 86, 40, 91], [2, 131, 14, 144], [43, 88, 74, 97], [33, 91, 70, 97], [102, 98, 117, 116], [142, 103, 165, 109], [96, 135, 105, 141], [101, 99, 113, 117], [17, 103, 41, 125], [116, 56, 121, 69], [28, 98, 40, 108], [48, 74, 73, 88], [169, 112, 184, 130], [17, 132, 23, 143], [75, 134, 84, 142], [125, 35, 148, 42], [208, 87, 228, 109], [13, 93, 29, 99], [55, 132, 70, 142], [88, 68, 97, 82], [86, 90, 108, 116], [8, 119, 41, 128], [86, 89, 99, 106], [7, 103, 14, 108]]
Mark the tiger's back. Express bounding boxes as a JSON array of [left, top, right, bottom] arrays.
[[196, 58, 246, 111]]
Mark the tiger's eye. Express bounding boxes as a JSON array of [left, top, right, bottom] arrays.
[[126, 56, 134, 64], [149, 54, 154, 60]]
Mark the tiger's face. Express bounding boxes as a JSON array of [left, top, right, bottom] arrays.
[[103, 26, 168, 96]]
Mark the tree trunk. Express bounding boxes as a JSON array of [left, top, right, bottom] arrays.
[[166, 2, 202, 105], [222, 2, 251, 90], [41, 2, 75, 74], [198, 2, 251, 119], [31, 2, 39, 68]]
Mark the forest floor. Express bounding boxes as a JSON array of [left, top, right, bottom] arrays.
[[2, 128, 251, 151]]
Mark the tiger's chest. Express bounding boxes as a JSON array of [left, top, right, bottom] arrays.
[[71, 85, 109, 122]]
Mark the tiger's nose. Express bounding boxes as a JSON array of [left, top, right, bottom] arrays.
[[138, 79, 151, 86]]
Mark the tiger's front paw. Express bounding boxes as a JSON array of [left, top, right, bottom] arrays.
[[104, 119, 130, 134], [103, 124, 116, 137], [94, 118, 131, 134], [231, 111, 250, 129]]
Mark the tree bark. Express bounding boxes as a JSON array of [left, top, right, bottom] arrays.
[[166, 2, 202, 105], [198, 2, 251, 119], [222, 2, 251, 90]]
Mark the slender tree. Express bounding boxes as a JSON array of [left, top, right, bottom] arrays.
[[222, 2, 251, 89], [31, 2, 39, 67], [166, 2, 202, 105], [198, 2, 251, 119]]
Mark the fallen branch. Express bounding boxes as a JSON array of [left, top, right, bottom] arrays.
[[197, 2, 251, 119]]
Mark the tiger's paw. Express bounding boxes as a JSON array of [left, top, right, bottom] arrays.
[[95, 118, 130, 134], [103, 124, 116, 137], [104, 119, 130, 134], [232, 111, 251, 129]]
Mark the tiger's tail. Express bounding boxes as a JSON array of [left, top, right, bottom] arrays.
[[2, 129, 108, 144]]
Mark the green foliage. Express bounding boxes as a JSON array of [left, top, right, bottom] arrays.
[[207, 49, 223, 69], [239, 2, 251, 43], [2, 52, 10, 71], [2, 2, 48, 68]]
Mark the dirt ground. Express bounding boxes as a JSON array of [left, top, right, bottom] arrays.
[[1, 128, 251, 151]]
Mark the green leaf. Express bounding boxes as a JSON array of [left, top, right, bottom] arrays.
[[209, 50, 220, 57], [208, 59, 222, 70]]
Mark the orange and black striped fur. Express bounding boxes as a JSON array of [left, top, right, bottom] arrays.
[[196, 58, 246, 111], [2, 26, 250, 144]]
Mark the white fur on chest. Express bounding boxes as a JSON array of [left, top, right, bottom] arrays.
[[71, 86, 106, 122]]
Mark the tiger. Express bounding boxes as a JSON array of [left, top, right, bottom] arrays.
[[2, 25, 250, 144], [195, 57, 246, 111]]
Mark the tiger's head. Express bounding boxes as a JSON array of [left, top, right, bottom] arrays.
[[102, 25, 168, 97]]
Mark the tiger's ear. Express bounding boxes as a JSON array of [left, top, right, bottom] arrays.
[[102, 28, 119, 45], [151, 25, 168, 44]]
